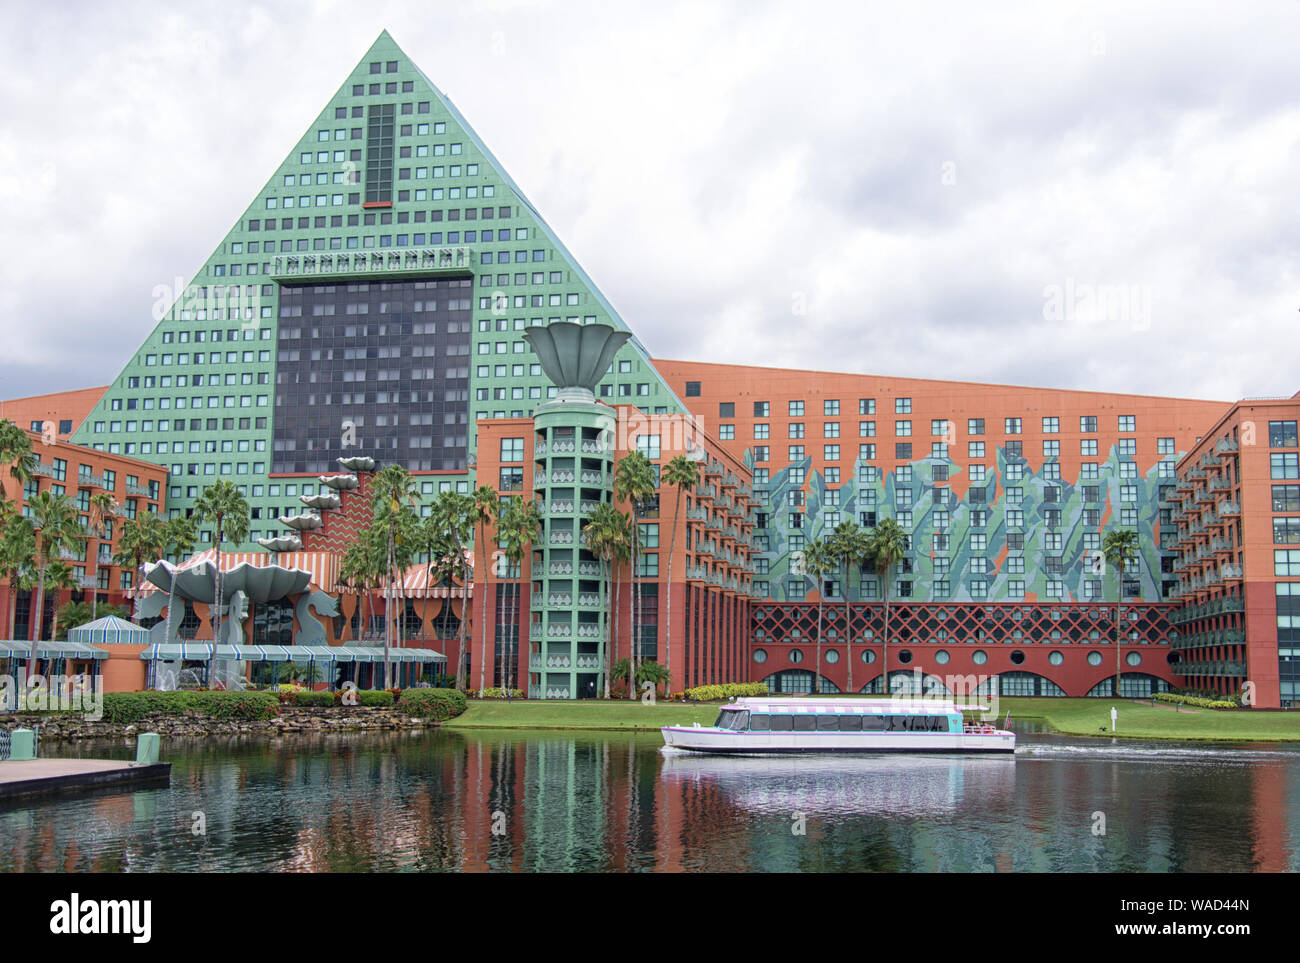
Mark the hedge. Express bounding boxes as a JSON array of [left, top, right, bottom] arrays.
[[101, 691, 281, 724], [293, 691, 335, 708], [471, 687, 525, 700], [398, 688, 467, 721], [681, 683, 769, 702], [1154, 692, 1240, 710]]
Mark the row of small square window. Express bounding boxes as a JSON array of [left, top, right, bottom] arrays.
[[775, 579, 1128, 601], [95, 394, 270, 422], [729, 420, 1175, 453]]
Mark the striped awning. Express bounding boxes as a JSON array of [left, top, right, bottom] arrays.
[[0, 640, 110, 661], [66, 615, 152, 646], [138, 644, 445, 664], [131, 550, 338, 597], [339, 557, 472, 599]]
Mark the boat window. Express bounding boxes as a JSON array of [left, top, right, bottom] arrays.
[[769, 714, 794, 731], [714, 709, 747, 730], [839, 714, 863, 731], [749, 714, 771, 731], [863, 715, 886, 731], [792, 715, 816, 732], [887, 715, 907, 732], [816, 714, 839, 731]]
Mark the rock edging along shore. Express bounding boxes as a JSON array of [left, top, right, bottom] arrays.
[[0, 706, 438, 741]]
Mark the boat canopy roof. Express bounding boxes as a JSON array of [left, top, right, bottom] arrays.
[[728, 697, 988, 713]]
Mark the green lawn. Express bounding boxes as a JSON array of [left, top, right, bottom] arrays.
[[446, 695, 1300, 742], [446, 698, 722, 731], [996, 697, 1300, 742]]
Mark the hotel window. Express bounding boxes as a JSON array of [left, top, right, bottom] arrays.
[[934, 509, 950, 529], [754, 401, 769, 417], [933, 556, 950, 574], [719, 425, 734, 440], [789, 423, 805, 439], [1120, 509, 1138, 526], [1007, 532, 1024, 550], [754, 424, 769, 440], [1081, 462, 1099, 480], [859, 465, 878, 484], [859, 421, 876, 437], [1006, 486, 1023, 505], [933, 533, 950, 551], [934, 580, 951, 599], [754, 468, 769, 485], [754, 446, 769, 462], [970, 509, 987, 527], [1046, 580, 1064, 600], [1005, 417, 1022, 434], [1080, 416, 1098, 432], [1273, 485, 1300, 511], [896, 443, 912, 459], [824, 422, 840, 438], [1158, 437, 1176, 455], [1083, 533, 1100, 551], [967, 418, 985, 436], [1118, 438, 1137, 456], [789, 400, 805, 416], [635, 434, 661, 460], [1276, 550, 1300, 576], [500, 437, 524, 462], [859, 399, 875, 415], [1081, 439, 1098, 456], [931, 419, 948, 437], [718, 402, 734, 418], [1121, 484, 1137, 502], [971, 533, 987, 553], [860, 510, 877, 527], [859, 444, 876, 460], [896, 580, 913, 598], [824, 400, 840, 416], [789, 445, 805, 461], [1274, 518, 1300, 543], [1005, 441, 1022, 459], [1006, 557, 1025, 575], [969, 580, 987, 599], [933, 462, 949, 480], [1271, 421, 1299, 448], [898, 466, 913, 483], [1045, 509, 1062, 527], [968, 441, 985, 459], [1273, 454, 1300, 479], [895, 420, 912, 436], [969, 465, 986, 482], [970, 557, 988, 575], [1043, 440, 1060, 457], [826, 467, 840, 484], [897, 488, 914, 508], [1119, 415, 1136, 432], [1042, 417, 1059, 433], [1008, 579, 1025, 599], [824, 445, 840, 461]]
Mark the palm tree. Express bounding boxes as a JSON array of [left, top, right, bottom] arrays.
[[45, 561, 78, 644], [497, 497, 541, 694], [470, 485, 500, 695], [802, 538, 836, 694], [427, 492, 475, 690], [866, 517, 907, 696], [827, 520, 870, 692], [162, 515, 199, 642], [660, 455, 700, 693], [192, 481, 250, 682], [582, 502, 627, 699], [0, 420, 36, 511], [340, 527, 385, 643], [27, 491, 85, 667], [0, 515, 35, 641], [1103, 528, 1140, 698], [613, 451, 656, 697], [84, 492, 118, 621], [370, 465, 420, 689]]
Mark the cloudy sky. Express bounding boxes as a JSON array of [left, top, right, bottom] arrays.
[[1, 0, 1297, 404]]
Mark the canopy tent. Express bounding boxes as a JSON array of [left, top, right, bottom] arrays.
[[0, 639, 110, 661], [66, 615, 152, 646], [138, 643, 446, 664]]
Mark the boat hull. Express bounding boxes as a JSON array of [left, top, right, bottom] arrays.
[[660, 726, 1015, 754]]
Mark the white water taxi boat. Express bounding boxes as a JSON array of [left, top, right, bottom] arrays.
[[660, 697, 1015, 754]]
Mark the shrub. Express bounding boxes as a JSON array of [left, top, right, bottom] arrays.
[[398, 688, 467, 721], [682, 683, 769, 702], [359, 690, 394, 708], [1155, 692, 1240, 710], [101, 691, 280, 723], [475, 687, 524, 699], [294, 691, 335, 708]]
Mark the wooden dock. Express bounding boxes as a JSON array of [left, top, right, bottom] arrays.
[[0, 758, 171, 801]]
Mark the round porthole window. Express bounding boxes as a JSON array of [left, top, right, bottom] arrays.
[[1126, 652, 1142, 667], [789, 649, 803, 664], [826, 649, 839, 664], [1049, 651, 1064, 666], [1088, 652, 1103, 667], [1010, 650, 1026, 665], [753, 649, 767, 664], [862, 650, 876, 664], [972, 650, 988, 666], [935, 649, 950, 665], [898, 650, 913, 664]]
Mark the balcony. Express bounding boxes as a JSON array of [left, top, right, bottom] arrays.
[[1218, 501, 1241, 517], [125, 482, 153, 497], [548, 500, 574, 515], [271, 247, 474, 281], [575, 655, 601, 669], [1216, 437, 1239, 454], [577, 561, 602, 577], [76, 472, 105, 489]]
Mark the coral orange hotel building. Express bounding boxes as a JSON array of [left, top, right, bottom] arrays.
[[4, 31, 1297, 705]]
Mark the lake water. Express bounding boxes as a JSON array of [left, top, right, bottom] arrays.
[[3, 726, 1298, 872]]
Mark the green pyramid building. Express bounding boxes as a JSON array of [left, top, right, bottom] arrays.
[[72, 30, 685, 549]]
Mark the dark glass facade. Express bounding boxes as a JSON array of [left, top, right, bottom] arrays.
[[272, 279, 472, 473]]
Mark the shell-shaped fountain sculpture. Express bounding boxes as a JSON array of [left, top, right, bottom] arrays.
[[299, 493, 341, 510], [277, 513, 322, 531], [318, 474, 359, 491], [257, 535, 303, 552], [337, 456, 376, 472], [523, 322, 632, 403]]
